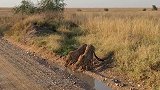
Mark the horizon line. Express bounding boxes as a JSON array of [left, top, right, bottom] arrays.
[[0, 6, 156, 8]]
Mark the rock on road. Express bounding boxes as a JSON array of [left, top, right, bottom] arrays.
[[0, 38, 93, 90]]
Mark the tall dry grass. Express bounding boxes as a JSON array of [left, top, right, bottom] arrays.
[[1, 9, 160, 89], [65, 11, 160, 88]]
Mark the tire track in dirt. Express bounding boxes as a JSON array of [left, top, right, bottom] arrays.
[[0, 55, 43, 90]]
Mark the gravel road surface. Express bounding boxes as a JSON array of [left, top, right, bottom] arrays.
[[0, 38, 94, 90]]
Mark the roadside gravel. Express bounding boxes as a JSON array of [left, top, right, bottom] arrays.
[[0, 38, 93, 90]]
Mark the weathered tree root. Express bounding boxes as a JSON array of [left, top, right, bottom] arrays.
[[65, 44, 111, 71]]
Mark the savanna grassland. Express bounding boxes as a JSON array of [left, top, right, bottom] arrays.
[[0, 8, 160, 89]]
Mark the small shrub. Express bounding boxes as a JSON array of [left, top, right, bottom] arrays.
[[77, 9, 82, 12], [38, 0, 66, 12], [104, 8, 109, 11], [13, 0, 36, 14], [152, 5, 158, 11], [142, 8, 147, 11]]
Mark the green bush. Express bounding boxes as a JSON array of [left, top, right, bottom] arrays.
[[38, 0, 66, 12], [152, 5, 158, 11], [13, 0, 36, 14], [13, 0, 66, 14]]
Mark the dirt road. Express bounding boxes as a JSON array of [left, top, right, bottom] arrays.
[[0, 38, 95, 90]]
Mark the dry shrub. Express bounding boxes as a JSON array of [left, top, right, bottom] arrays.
[[5, 12, 80, 55], [104, 8, 109, 11], [142, 8, 147, 11]]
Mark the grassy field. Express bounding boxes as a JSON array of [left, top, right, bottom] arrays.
[[0, 8, 160, 89]]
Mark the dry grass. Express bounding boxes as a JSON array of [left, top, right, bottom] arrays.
[[0, 8, 12, 17], [65, 11, 160, 88], [0, 9, 160, 89]]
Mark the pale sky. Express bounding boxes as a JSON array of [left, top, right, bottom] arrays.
[[0, 0, 159, 8]]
